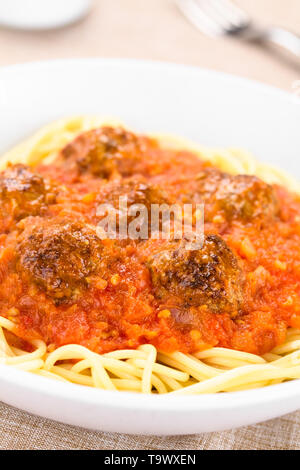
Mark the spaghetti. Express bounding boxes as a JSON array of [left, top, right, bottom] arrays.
[[1, 116, 300, 394]]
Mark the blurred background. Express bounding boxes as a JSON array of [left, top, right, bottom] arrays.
[[0, 0, 299, 91]]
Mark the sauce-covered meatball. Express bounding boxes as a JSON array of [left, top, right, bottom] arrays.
[[96, 177, 172, 238], [102, 177, 170, 208], [194, 169, 279, 223], [148, 234, 244, 316], [58, 127, 155, 179], [0, 164, 55, 223], [17, 220, 104, 302]]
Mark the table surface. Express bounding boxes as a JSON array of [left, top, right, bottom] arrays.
[[0, 0, 299, 91], [0, 0, 300, 451]]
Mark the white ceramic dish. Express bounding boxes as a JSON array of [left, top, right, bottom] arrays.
[[0, 0, 92, 31], [0, 59, 300, 435]]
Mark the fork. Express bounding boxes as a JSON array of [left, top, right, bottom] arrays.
[[176, 0, 300, 64]]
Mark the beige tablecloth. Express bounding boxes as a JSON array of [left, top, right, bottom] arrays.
[[1, 401, 300, 450], [0, 0, 300, 450]]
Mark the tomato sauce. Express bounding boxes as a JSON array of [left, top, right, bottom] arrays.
[[1, 128, 300, 356]]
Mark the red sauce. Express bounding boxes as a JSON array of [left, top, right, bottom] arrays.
[[1, 127, 300, 356]]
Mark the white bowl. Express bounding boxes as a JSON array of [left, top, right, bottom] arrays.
[[0, 0, 92, 31], [0, 59, 300, 435]]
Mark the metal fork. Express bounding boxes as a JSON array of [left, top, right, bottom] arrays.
[[176, 0, 300, 63]]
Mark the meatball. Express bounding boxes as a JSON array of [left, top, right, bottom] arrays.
[[96, 177, 173, 238], [0, 164, 55, 221], [105, 178, 170, 208], [58, 127, 154, 179], [17, 220, 104, 302], [148, 234, 244, 315], [194, 168, 278, 223]]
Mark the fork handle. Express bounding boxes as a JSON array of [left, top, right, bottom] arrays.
[[261, 27, 300, 62]]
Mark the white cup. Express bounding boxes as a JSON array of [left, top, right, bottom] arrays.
[[0, 0, 92, 30]]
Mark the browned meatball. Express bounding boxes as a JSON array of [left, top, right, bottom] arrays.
[[105, 178, 170, 208], [97, 177, 173, 238], [0, 164, 55, 221], [148, 234, 244, 315], [58, 127, 154, 179], [183, 168, 278, 223], [17, 220, 104, 302]]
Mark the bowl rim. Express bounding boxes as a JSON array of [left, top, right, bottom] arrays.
[[1, 56, 297, 101], [1, 362, 300, 412]]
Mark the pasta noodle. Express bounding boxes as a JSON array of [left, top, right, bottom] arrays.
[[1, 116, 300, 394]]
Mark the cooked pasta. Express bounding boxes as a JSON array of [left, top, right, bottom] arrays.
[[1, 116, 300, 394]]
